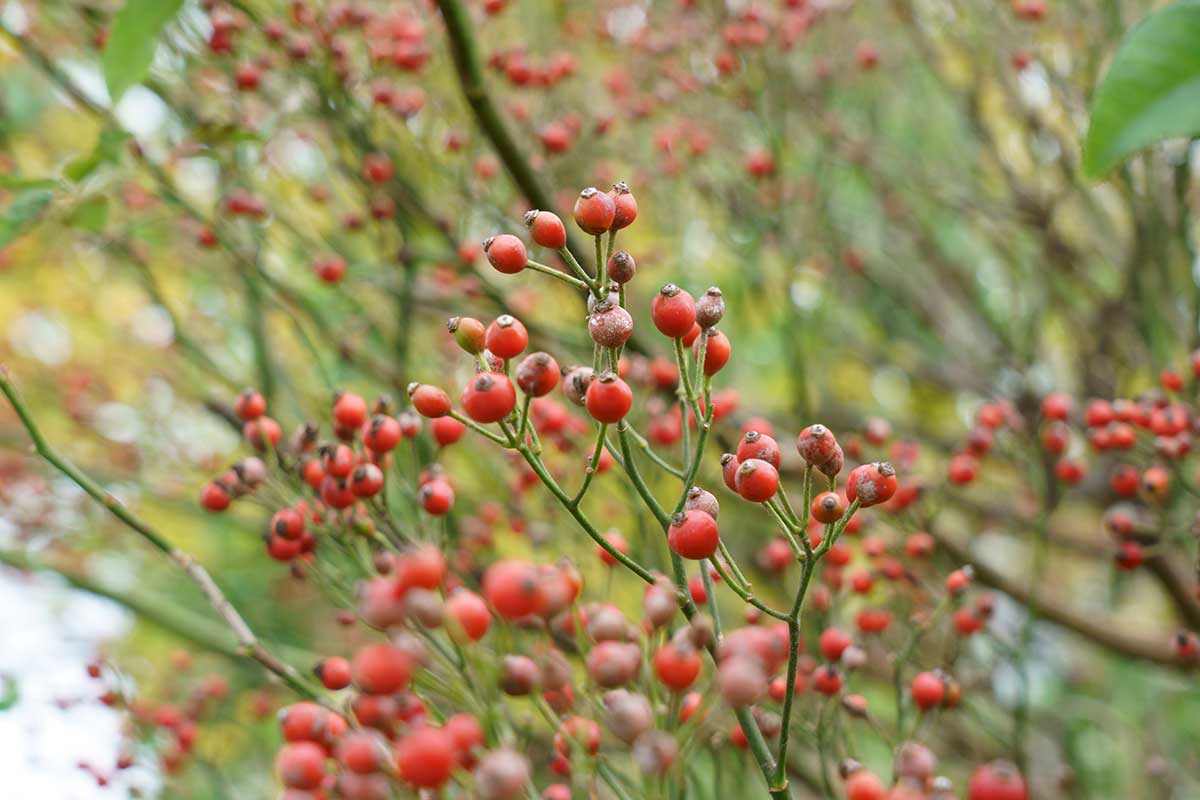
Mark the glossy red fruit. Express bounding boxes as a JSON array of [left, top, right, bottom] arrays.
[[667, 510, 720, 560], [910, 671, 945, 711], [363, 414, 402, 453], [654, 641, 702, 690], [812, 665, 842, 694], [200, 481, 231, 512], [316, 656, 352, 690], [235, 389, 266, 420], [968, 761, 1028, 800], [484, 234, 528, 274], [608, 182, 638, 229], [419, 479, 455, 515], [573, 187, 616, 235], [362, 152, 393, 183], [445, 589, 491, 641], [313, 254, 346, 283], [351, 644, 414, 695], [462, 372, 517, 423], [432, 416, 466, 446], [651, 284, 697, 338], [554, 716, 601, 758], [736, 431, 782, 469], [1041, 392, 1072, 421], [597, 530, 629, 567], [276, 741, 326, 789], [819, 627, 852, 661], [734, 458, 780, 502], [585, 372, 633, 423], [720, 454, 740, 491], [485, 315, 529, 359], [845, 770, 886, 800], [845, 462, 898, 507], [697, 329, 731, 375], [515, 352, 561, 397], [271, 508, 305, 540], [409, 383, 451, 417], [483, 560, 546, 619], [810, 491, 846, 524], [396, 726, 456, 788], [525, 209, 567, 249], [351, 463, 384, 497]]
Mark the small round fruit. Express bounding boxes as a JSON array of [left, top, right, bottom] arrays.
[[396, 726, 456, 788], [484, 234, 527, 274], [697, 329, 731, 375], [667, 510, 720, 560], [585, 372, 633, 423], [462, 372, 517, 423], [409, 384, 452, 418], [651, 284, 697, 338], [515, 352, 561, 397], [734, 458, 780, 502], [525, 210, 567, 249], [845, 462, 898, 507], [810, 491, 846, 524], [608, 182, 638, 230], [485, 315, 529, 359], [573, 187, 616, 235]]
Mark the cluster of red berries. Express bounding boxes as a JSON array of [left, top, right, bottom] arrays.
[[191, 184, 1057, 800]]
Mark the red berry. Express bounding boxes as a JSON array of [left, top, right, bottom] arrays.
[[432, 416, 466, 446], [419, 479, 455, 515], [667, 510, 720, 560], [651, 284, 697, 338], [968, 761, 1028, 800], [409, 384, 452, 417], [910, 671, 945, 711], [812, 665, 842, 694], [1041, 392, 1072, 421], [597, 530, 629, 567], [275, 741, 326, 789], [525, 209, 567, 249], [845, 770, 886, 800], [554, 716, 601, 758], [653, 641, 702, 691], [363, 414, 402, 453], [734, 458, 779, 502], [485, 315, 529, 359], [351, 463, 385, 497], [515, 352, 561, 397], [801, 422, 840, 465], [270, 508, 305, 540], [845, 462, 897, 507], [334, 393, 368, 429], [588, 303, 634, 348], [462, 372, 517, 423], [313, 254, 346, 283], [235, 389, 266, 420], [484, 234, 528, 274], [573, 187, 616, 234], [810, 491, 846, 524], [362, 152, 393, 183], [608, 182, 638, 230], [445, 589, 491, 641], [736, 431, 782, 469], [819, 627, 852, 661], [351, 643, 414, 695], [483, 560, 546, 619], [697, 329, 731, 375], [316, 657, 352, 690], [200, 481, 230, 512], [396, 726, 455, 788], [585, 372, 633, 423]]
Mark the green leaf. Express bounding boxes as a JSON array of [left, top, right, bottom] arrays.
[[64, 127, 130, 182], [1083, 0, 1200, 177], [66, 196, 110, 232], [0, 188, 54, 248], [102, 0, 185, 102], [0, 175, 57, 191]]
